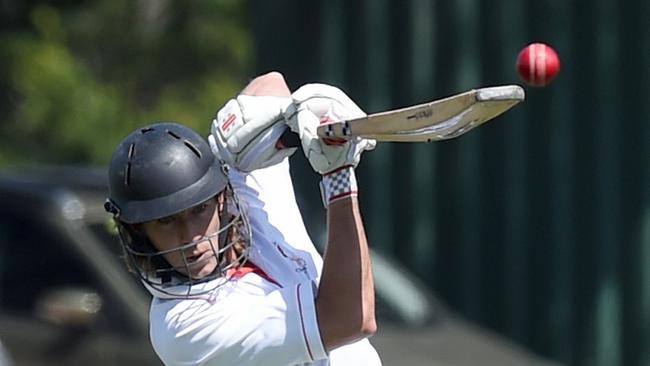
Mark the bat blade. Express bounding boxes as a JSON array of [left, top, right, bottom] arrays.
[[317, 85, 525, 142]]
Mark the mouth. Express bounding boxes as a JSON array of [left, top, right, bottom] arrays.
[[183, 251, 217, 278]]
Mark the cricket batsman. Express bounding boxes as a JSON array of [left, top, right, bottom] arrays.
[[104, 71, 382, 365]]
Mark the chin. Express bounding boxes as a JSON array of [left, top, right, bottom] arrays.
[[189, 261, 218, 280]]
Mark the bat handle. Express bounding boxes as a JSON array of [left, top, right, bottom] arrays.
[[323, 123, 335, 137], [316, 122, 351, 140], [316, 124, 330, 139]]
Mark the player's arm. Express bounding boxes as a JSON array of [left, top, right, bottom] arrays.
[[286, 84, 378, 351], [240, 71, 291, 97], [237, 77, 377, 349], [318, 194, 376, 350]]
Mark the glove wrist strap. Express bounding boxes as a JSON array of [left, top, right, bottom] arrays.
[[320, 165, 357, 207]]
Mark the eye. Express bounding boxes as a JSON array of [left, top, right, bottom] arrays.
[[192, 202, 211, 215], [157, 216, 175, 225]]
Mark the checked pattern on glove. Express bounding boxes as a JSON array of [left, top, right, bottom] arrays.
[[319, 165, 358, 206]]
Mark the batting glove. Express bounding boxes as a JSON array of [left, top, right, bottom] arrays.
[[285, 83, 376, 175], [209, 95, 297, 172]]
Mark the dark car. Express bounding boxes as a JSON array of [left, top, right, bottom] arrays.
[[0, 166, 560, 366], [0, 166, 159, 366]]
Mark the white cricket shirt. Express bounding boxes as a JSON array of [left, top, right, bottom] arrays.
[[148, 158, 382, 366]]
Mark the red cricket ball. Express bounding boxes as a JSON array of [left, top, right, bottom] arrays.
[[516, 43, 561, 87]]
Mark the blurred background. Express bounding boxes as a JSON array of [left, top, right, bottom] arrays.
[[0, 1, 648, 366]]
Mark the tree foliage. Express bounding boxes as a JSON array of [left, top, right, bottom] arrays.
[[0, 0, 252, 164]]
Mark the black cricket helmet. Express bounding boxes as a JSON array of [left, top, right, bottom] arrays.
[[105, 122, 251, 297]]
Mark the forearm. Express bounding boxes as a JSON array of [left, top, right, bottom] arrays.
[[316, 196, 376, 351], [241, 71, 290, 97]]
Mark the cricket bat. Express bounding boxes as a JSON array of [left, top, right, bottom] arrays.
[[316, 85, 525, 142]]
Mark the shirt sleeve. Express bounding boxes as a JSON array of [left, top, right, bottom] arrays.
[[150, 279, 327, 366], [230, 158, 324, 270], [234, 158, 307, 233]]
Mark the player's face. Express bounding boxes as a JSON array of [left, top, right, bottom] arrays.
[[141, 196, 222, 279]]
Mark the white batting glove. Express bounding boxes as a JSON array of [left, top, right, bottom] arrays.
[[285, 84, 376, 175], [209, 95, 297, 172]]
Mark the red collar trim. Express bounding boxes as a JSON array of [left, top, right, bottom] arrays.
[[227, 262, 282, 288]]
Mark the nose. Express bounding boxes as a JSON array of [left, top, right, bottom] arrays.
[[177, 219, 207, 245], [189, 238, 218, 258]]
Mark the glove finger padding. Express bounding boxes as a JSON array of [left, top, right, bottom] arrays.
[[210, 95, 296, 172], [286, 84, 376, 175]]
